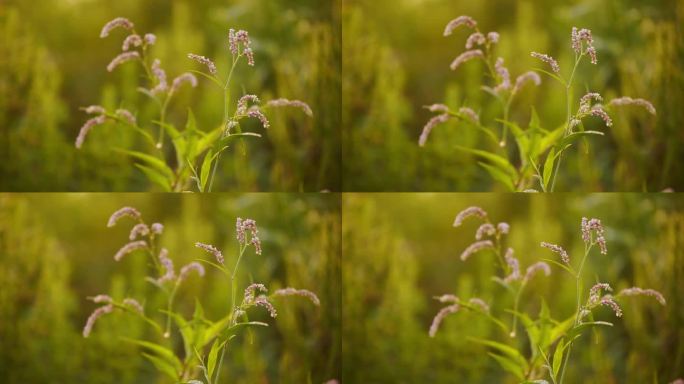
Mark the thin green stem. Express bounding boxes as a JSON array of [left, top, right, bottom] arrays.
[[214, 343, 227, 383], [510, 283, 524, 338], [229, 244, 248, 326], [164, 282, 179, 338], [549, 53, 582, 192], [207, 56, 239, 192], [558, 242, 591, 383]]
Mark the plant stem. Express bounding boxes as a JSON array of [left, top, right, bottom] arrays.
[[549, 54, 582, 192], [510, 283, 524, 338], [214, 344, 227, 383], [165, 283, 179, 338], [207, 56, 239, 192], [558, 242, 591, 383]]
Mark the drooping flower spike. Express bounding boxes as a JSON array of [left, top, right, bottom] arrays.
[[453, 206, 488, 227]]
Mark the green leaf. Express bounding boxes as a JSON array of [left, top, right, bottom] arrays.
[[185, 109, 199, 133], [552, 338, 568, 379], [141, 352, 179, 380], [505, 310, 539, 357], [497, 119, 529, 163], [559, 130, 604, 147], [217, 132, 262, 147], [134, 164, 172, 191], [207, 339, 222, 380], [195, 126, 223, 156], [565, 321, 613, 340], [468, 337, 529, 372], [532, 67, 566, 84], [478, 162, 515, 191], [539, 124, 565, 154], [541, 258, 575, 276], [455, 145, 518, 179], [548, 315, 575, 346], [488, 352, 525, 380], [543, 147, 556, 190], [148, 312, 191, 360], [122, 338, 183, 373], [201, 314, 231, 347], [193, 298, 206, 322], [116, 149, 175, 181], [199, 149, 214, 192], [542, 144, 572, 190]]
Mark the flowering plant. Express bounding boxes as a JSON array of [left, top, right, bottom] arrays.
[[419, 16, 656, 192], [83, 206, 320, 383], [429, 206, 666, 383], [76, 17, 312, 192]]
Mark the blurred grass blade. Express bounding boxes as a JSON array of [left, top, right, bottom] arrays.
[[488, 352, 525, 380], [134, 164, 172, 191], [468, 337, 529, 372], [141, 352, 179, 380], [455, 145, 518, 178]]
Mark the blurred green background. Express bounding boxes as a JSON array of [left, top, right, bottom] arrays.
[[0, 193, 341, 383], [0, 0, 340, 192], [342, 193, 684, 383], [342, 0, 684, 191]]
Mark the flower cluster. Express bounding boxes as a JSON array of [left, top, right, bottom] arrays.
[[229, 28, 255, 66], [581, 217, 607, 254], [83, 295, 144, 337], [421, 15, 541, 149], [195, 242, 224, 264], [540, 241, 570, 264], [77, 17, 197, 150], [236, 217, 262, 255], [431, 207, 551, 338]]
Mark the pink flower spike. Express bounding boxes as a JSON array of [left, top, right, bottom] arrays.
[[453, 206, 488, 227], [107, 206, 141, 227], [418, 113, 450, 147], [100, 17, 134, 38], [429, 304, 460, 337], [83, 304, 114, 337], [195, 242, 224, 264], [460, 240, 494, 261], [187, 53, 217, 75], [106, 51, 140, 72], [443, 16, 477, 36], [273, 288, 321, 306], [450, 49, 483, 71], [530, 52, 560, 73], [114, 240, 148, 261]]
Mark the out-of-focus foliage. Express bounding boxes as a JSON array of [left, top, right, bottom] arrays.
[[0, 0, 340, 191], [342, 0, 684, 191], [341, 193, 684, 383], [0, 193, 341, 383]]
